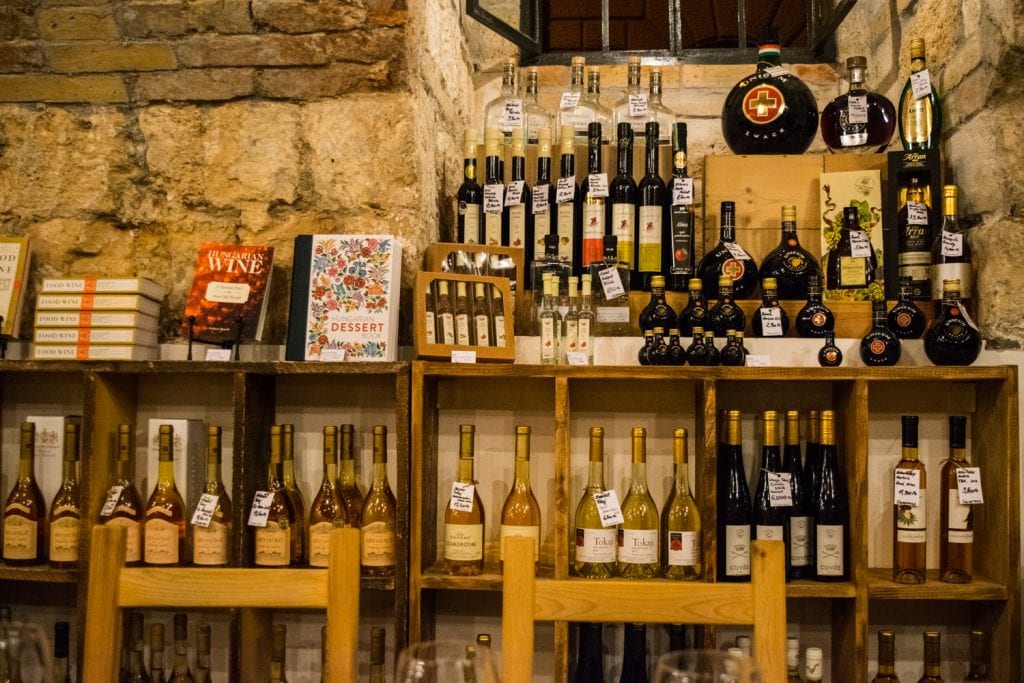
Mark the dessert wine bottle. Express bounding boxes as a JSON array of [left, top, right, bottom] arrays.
[[899, 38, 942, 151], [144, 425, 186, 566], [2, 422, 45, 566], [281, 424, 305, 565], [269, 623, 287, 683], [870, 629, 900, 683], [717, 410, 752, 582], [897, 175, 933, 299], [168, 613, 194, 682], [308, 426, 344, 568], [192, 425, 232, 567], [618, 427, 659, 579], [821, 55, 896, 153], [893, 415, 926, 584], [923, 278, 982, 366], [254, 426, 296, 568], [444, 425, 485, 576], [758, 205, 820, 300], [360, 425, 397, 576], [696, 201, 758, 299], [105, 424, 145, 567], [49, 423, 81, 569], [574, 427, 617, 578], [917, 631, 943, 683], [337, 424, 364, 526], [661, 428, 701, 580], [939, 415, 973, 583], [500, 425, 542, 571]]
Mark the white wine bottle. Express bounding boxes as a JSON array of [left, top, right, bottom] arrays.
[[618, 426, 659, 579], [500, 425, 542, 570], [662, 428, 701, 580], [444, 425, 485, 576], [573, 426, 617, 578], [360, 425, 397, 577]]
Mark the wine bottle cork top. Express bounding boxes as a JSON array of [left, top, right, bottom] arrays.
[[456, 281, 468, 297], [437, 280, 449, 295], [692, 326, 704, 334], [504, 56, 517, 68], [781, 205, 797, 222], [704, 330, 714, 338], [627, 55, 641, 66], [560, 125, 575, 153], [651, 274, 665, 288], [718, 275, 733, 287], [527, 66, 538, 76], [323, 425, 337, 435], [654, 326, 665, 334], [943, 184, 959, 198], [910, 38, 926, 58], [474, 282, 485, 298], [571, 56, 585, 67], [846, 55, 867, 69], [669, 328, 680, 335], [688, 278, 702, 290]]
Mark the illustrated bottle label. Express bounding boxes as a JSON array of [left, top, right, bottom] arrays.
[[947, 490, 973, 543], [106, 516, 141, 563], [725, 524, 751, 576], [816, 524, 844, 576], [424, 312, 436, 345], [582, 204, 605, 266], [839, 257, 867, 286], [577, 318, 592, 355], [790, 515, 811, 567], [193, 521, 229, 566], [49, 516, 80, 562], [2, 514, 37, 560], [667, 530, 700, 566], [360, 521, 395, 567], [575, 527, 617, 563], [494, 314, 507, 347], [618, 528, 658, 563], [508, 204, 527, 247], [556, 202, 575, 263], [438, 312, 455, 345], [534, 207, 550, 237], [308, 521, 335, 568], [461, 205, 480, 244], [255, 521, 291, 566], [540, 318, 557, 361], [669, 207, 693, 275], [444, 523, 484, 561], [638, 205, 663, 272], [483, 212, 502, 246], [144, 518, 180, 565], [611, 203, 636, 268], [474, 314, 490, 346], [500, 524, 541, 561], [756, 524, 784, 541], [896, 502, 926, 543], [564, 319, 579, 353]]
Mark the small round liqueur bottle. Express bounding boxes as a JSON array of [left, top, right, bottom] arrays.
[[887, 276, 927, 339], [677, 277, 707, 337], [751, 277, 789, 338], [708, 275, 746, 337], [860, 300, 901, 366], [924, 279, 982, 366], [638, 275, 677, 332], [821, 55, 896, 153], [758, 205, 821, 300], [795, 276, 835, 338], [720, 330, 745, 367], [637, 329, 655, 366], [685, 327, 709, 366], [703, 330, 720, 366], [818, 331, 843, 367]]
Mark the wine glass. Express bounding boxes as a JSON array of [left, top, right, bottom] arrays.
[[395, 640, 498, 683], [653, 649, 760, 683], [0, 619, 54, 683]]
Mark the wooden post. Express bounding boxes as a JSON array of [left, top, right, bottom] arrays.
[[501, 535, 536, 683], [82, 524, 126, 683], [326, 527, 361, 683]]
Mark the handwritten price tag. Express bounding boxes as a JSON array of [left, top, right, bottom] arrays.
[[907, 201, 929, 226], [628, 94, 648, 117], [941, 231, 963, 257], [760, 308, 784, 337], [672, 178, 694, 206], [956, 467, 984, 504], [100, 485, 124, 517], [500, 99, 523, 127], [894, 468, 920, 506], [849, 230, 873, 258], [560, 92, 581, 109], [484, 184, 504, 214], [593, 490, 624, 527], [556, 177, 575, 204], [768, 472, 793, 507], [847, 95, 869, 124], [533, 185, 550, 214], [191, 493, 220, 528], [505, 180, 524, 206], [911, 69, 932, 100], [248, 490, 274, 528], [449, 482, 476, 512], [724, 242, 749, 260], [587, 173, 609, 198], [597, 266, 626, 300]]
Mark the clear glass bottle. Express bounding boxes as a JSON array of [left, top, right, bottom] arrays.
[[591, 235, 631, 336], [619, 427, 659, 579], [612, 56, 650, 141], [752, 277, 790, 337], [577, 274, 596, 363], [871, 630, 900, 683], [924, 278, 982, 366], [483, 56, 525, 143], [454, 281, 472, 346], [860, 299, 902, 366], [931, 184, 972, 304], [893, 415, 926, 584], [562, 276, 580, 360], [697, 201, 758, 299], [435, 280, 455, 345], [786, 636, 802, 683], [523, 66, 552, 145], [647, 68, 673, 145], [308, 426, 344, 568], [193, 425, 232, 567], [2, 422, 45, 565], [500, 425, 542, 571], [899, 38, 941, 152], [105, 424, 145, 566], [557, 56, 596, 144], [168, 614, 194, 683], [144, 424, 187, 566], [662, 428, 701, 580], [574, 427, 617, 578], [360, 425, 397, 577], [49, 423, 81, 569], [338, 424, 363, 527], [254, 425, 296, 568], [610, 123, 637, 282], [758, 205, 821, 300], [456, 128, 482, 245], [821, 55, 896, 153], [584, 68, 612, 144], [444, 425, 485, 576], [281, 424, 305, 566], [532, 232, 571, 333], [539, 272, 562, 365], [667, 123, 695, 292], [940, 415, 973, 583], [718, 411, 752, 582]]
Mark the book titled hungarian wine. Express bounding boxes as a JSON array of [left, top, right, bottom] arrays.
[[285, 235, 401, 362], [181, 243, 274, 342], [0, 236, 31, 337]]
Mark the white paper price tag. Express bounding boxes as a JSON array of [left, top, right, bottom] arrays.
[[760, 307, 784, 336], [907, 201, 929, 226], [744, 354, 771, 367], [847, 95, 869, 124], [766, 66, 787, 77], [449, 482, 476, 512], [206, 348, 232, 361], [956, 467, 984, 505], [598, 266, 626, 300], [672, 178, 694, 206], [556, 177, 575, 204], [451, 350, 477, 364], [505, 180, 524, 206], [320, 348, 346, 361], [941, 231, 963, 257], [248, 490, 274, 527], [484, 184, 504, 214], [911, 69, 932, 100], [894, 468, 920, 506], [628, 94, 648, 117], [533, 185, 550, 214], [724, 242, 749, 260], [849, 230, 873, 258], [587, 173, 609, 198], [593, 490, 624, 527], [500, 99, 523, 127], [191, 493, 220, 528], [768, 472, 793, 507], [566, 351, 589, 365], [560, 91, 581, 109], [100, 485, 124, 517]]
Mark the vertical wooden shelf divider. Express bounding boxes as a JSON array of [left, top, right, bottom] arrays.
[[553, 376, 572, 679]]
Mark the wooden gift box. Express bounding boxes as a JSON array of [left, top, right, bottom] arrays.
[[413, 271, 516, 363], [423, 243, 525, 293]]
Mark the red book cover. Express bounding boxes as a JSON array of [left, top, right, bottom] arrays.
[[181, 243, 275, 342]]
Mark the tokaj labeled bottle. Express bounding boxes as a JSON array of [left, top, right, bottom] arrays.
[[821, 55, 897, 153], [708, 275, 746, 337], [871, 630, 900, 683], [826, 206, 877, 291], [940, 415, 973, 583], [500, 425, 542, 571], [49, 423, 81, 569], [337, 424, 364, 526], [718, 411, 753, 582], [144, 425, 187, 566], [506, 127, 534, 259], [308, 426, 345, 568], [814, 410, 849, 582], [752, 277, 790, 338], [662, 428, 701, 580], [918, 631, 943, 683], [899, 38, 942, 152], [192, 426, 232, 567], [924, 279, 982, 366], [572, 623, 606, 683], [931, 185, 972, 306], [618, 427, 659, 579], [168, 614, 194, 683], [759, 205, 821, 300], [254, 426, 296, 568], [697, 201, 758, 299], [360, 426, 397, 577], [3, 422, 45, 566], [574, 427, 617, 578], [667, 123, 696, 291], [754, 411, 790, 566], [281, 424, 305, 566], [580, 122, 609, 270], [893, 415, 926, 584], [860, 299, 902, 366], [456, 128, 482, 244], [888, 276, 927, 339], [619, 623, 649, 683], [444, 425, 485, 576], [795, 276, 834, 338], [610, 123, 638, 284], [555, 124, 582, 275], [783, 411, 813, 580], [105, 424, 145, 566], [965, 630, 990, 681], [637, 121, 667, 290]]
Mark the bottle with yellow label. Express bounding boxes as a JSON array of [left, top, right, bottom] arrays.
[[3, 422, 45, 566], [360, 425, 397, 576], [144, 425, 187, 566], [49, 423, 82, 569], [309, 426, 345, 568], [192, 426, 232, 567], [104, 424, 145, 566], [254, 425, 296, 568]]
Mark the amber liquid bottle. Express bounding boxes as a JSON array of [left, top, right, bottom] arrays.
[[826, 206, 877, 290], [871, 630, 901, 683], [917, 631, 943, 683], [896, 175, 933, 299], [893, 415, 926, 584], [337, 424, 364, 527], [308, 426, 345, 568], [360, 425, 397, 577], [940, 415, 973, 583], [144, 425, 187, 566], [964, 629, 991, 681], [281, 424, 306, 566], [106, 424, 145, 566], [3, 422, 45, 565], [49, 423, 82, 569], [500, 425, 542, 571], [193, 426, 232, 567], [254, 425, 296, 568], [444, 424, 485, 576]]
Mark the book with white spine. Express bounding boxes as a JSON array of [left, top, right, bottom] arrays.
[[40, 277, 166, 302], [33, 327, 158, 347]]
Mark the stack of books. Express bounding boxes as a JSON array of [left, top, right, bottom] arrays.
[[32, 277, 165, 360]]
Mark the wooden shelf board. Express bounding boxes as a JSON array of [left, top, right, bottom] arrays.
[[865, 569, 1008, 600], [0, 565, 78, 583], [785, 580, 856, 598], [0, 360, 409, 375], [420, 562, 555, 591]]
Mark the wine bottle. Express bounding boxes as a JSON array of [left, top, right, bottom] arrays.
[[871, 630, 900, 683], [456, 128, 482, 244], [523, 67, 553, 145], [703, 331, 720, 366], [662, 428, 701, 580], [338, 424, 364, 526], [482, 127, 507, 246], [435, 280, 455, 345], [899, 38, 942, 152], [795, 276, 834, 338], [506, 128, 534, 258], [923, 278, 982, 366], [192, 425, 232, 567], [758, 205, 821, 300], [609, 122, 637, 283], [783, 411, 812, 580], [618, 427, 659, 579], [533, 127, 555, 265], [578, 274, 596, 363], [965, 630, 990, 681], [105, 424, 145, 566], [150, 623, 166, 683], [754, 411, 789, 561], [637, 330, 655, 366], [930, 185, 972, 304], [888, 276, 927, 339], [720, 329, 745, 367], [581, 122, 608, 269], [820, 55, 896, 153], [620, 623, 649, 683], [445, 425, 485, 576], [472, 282, 492, 347], [483, 57, 524, 142], [49, 423, 81, 569], [493, 285, 509, 348], [826, 206, 877, 290], [804, 647, 823, 682], [360, 425, 397, 577], [638, 275, 676, 333], [897, 175, 933, 299], [815, 410, 848, 581], [786, 637, 802, 683], [637, 121, 667, 290], [918, 631, 943, 683], [270, 623, 288, 683], [563, 276, 580, 359], [677, 278, 707, 337], [168, 614, 194, 682], [255, 425, 296, 568], [666, 329, 686, 366], [647, 69, 673, 144], [556, 57, 590, 143], [556, 124, 582, 276], [707, 275, 746, 337], [667, 123, 695, 291], [685, 327, 708, 366], [817, 331, 843, 367], [696, 201, 758, 299], [500, 425, 542, 570], [144, 424, 186, 566], [591, 234, 631, 336], [574, 427, 617, 578], [751, 277, 789, 337], [894, 415, 926, 584], [309, 426, 345, 568], [585, 68, 613, 144], [126, 613, 149, 683], [573, 622, 606, 683], [860, 299, 902, 366], [454, 281, 472, 346], [539, 273, 562, 364], [54, 621, 72, 683], [940, 415, 973, 583], [804, 410, 822, 509], [718, 410, 752, 582], [281, 424, 306, 566], [2, 422, 45, 565], [369, 626, 386, 683], [195, 624, 211, 683], [612, 56, 649, 141]]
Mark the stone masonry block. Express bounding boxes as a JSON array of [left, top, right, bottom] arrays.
[[255, 62, 392, 98], [117, 0, 254, 37], [0, 41, 45, 72], [49, 41, 177, 73], [177, 33, 330, 67], [0, 7, 39, 40], [0, 74, 127, 102], [326, 27, 403, 64], [187, 0, 254, 34], [252, 0, 367, 33], [132, 67, 254, 101], [37, 6, 118, 40]]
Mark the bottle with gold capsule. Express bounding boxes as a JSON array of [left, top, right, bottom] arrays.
[[662, 428, 701, 580], [940, 415, 973, 583], [309, 426, 345, 568], [444, 425, 485, 576], [3, 422, 45, 565], [49, 423, 82, 569], [193, 425, 231, 567], [337, 424, 364, 526], [281, 424, 305, 566], [105, 424, 145, 566], [965, 629, 990, 681], [618, 427, 659, 579], [269, 623, 288, 683], [360, 425, 397, 577], [144, 425, 187, 566], [918, 631, 943, 683], [254, 425, 296, 568], [871, 630, 900, 683], [369, 626, 386, 683], [573, 426, 617, 578], [500, 425, 542, 571], [195, 624, 211, 683]]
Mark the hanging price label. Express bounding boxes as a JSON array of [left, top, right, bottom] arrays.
[[100, 485, 124, 517], [505, 180, 524, 206], [956, 468, 984, 505], [560, 92, 581, 109], [911, 69, 932, 100], [598, 265, 626, 300], [483, 184, 504, 214], [894, 468, 921, 506], [907, 201, 929, 225], [672, 178, 694, 206], [724, 242, 749, 260], [849, 230, 873, 258], [593, 490, 625, 526], [451, 349, 477, 363], [247, 490, 274, 527], [533, 185, 550, 214], [768, 472, 793, 507], [587, 173, 609, 198], [941, 231, 963, 257], [628, 94, 649, 117], [566, 351, 589, 365], [449, 482, 476, 512], [556, 177, 576, 203], [847, 95, 869, 124], [500, 99, 523, 127], [190, 493, 220, 528], [760, 307, 784, 337]]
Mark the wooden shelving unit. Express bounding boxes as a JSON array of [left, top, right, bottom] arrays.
[[409, 362, 1019, 682]]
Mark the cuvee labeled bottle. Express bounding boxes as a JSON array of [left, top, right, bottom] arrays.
[[144, 425, 186, 566], [445, 425, 485, 576], [783, 411, 813, 580], [804, 411, 821, 508], [500, 425, 542, 570], [860, 300, 901, 366], [620, 623, 649, 683], [697, 201, 758, 299], [826, 206, 877, 290], [940, 415, 973, 583], [572, 623, 606, 683], [888, 276, 927, 339], [894, 415, 926, 584], [192, 426, 232, 567], [758, 205, 820, 300], [456, 129, 482, 244], [752, 277, 789, 337], [918, 631, 943, 683], [574, 427, 617, 578], [637, 121, 667, 290], [49, 423, 81, 569], [254, 426, 296, 568], [718, 411, 752, 582], [105, 424, 145, 566], [931, 185, 972, 303], [924, 279, 982, 366], [814, 410, 848, 581], [662, 428, 701, 580], [360, 426, 397, 576], [337, 424, 363, 526], [281, 424, 305, 566], [899, 38, 942, 152], [610, 122, 637, 280], [795, 277, 834, 338], [871, 630, 900, 683], [3, 422, 45, 565], [308, 426, 345, 568], [618, 427, 659, 579], [169, 614, 194, 683], [667, 123, 695, 291], [754, 411, 789, 563]]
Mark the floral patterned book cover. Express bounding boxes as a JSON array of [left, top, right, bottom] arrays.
[[285, 235, 402, 361]]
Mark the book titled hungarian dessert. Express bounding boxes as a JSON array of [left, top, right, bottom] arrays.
[[181, 243, 274, 342], [0, 236, 31, 337], [286, 235, 401, 362]]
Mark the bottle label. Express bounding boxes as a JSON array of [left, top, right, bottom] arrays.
[[617, 528, 658, 564], [564, 319, 578, 353], [483, 184, 504, 215], [425, 311, 436, 345], [576, 527, 617, 562], [669, 207, 693, 274], [577, 318, 592, 356], [483, 211, 502, 246], [494, 314, 507, 347], [638, 205, 663, 272], [100, 485, 123, 517], [500, 524, 541, 561], [815, 524, 844, 576], [540, 317, 557, 361], [896, 501, 926, 543], [255, 521, 291, 566], [667, 530, 700, 566], [360, 520, 395, 567], [941, 231, 963, 257], [766, 472, 793, 506], [449, 482, 477, 512], [455, 313, 470, 346], [307, 521, 334, 568], [839, 256, 867, 286], [931, 263, 971, 301], [628, 93, 649, 116], [461, 205, 480, 244], [741, 84, 785, 124], [906, 201, 929, 226], [2, 515, 37, 560], [948, 529, 973, 544], [500, 99, 523, 127], [947, 489, 972, 534], [438, 312, 455, 345], [904, 99, 931, 143], [910, 69, 932, 99], [759, 307, 784, 336], [725, 524, 751, 576], [582, 204, 606, 266], [556, 202, 574, 262], [955, 468, 983, 504], [756, 524, 784, 541], [533, 185, 550, 215], [534, 209, 550, 238], [144, 518, 180, 565], [474, 314, 490, 346], [560, 92, 580, 109], [847, 94, 869, 124], [612, 203, 636, 268], [596, 306, 630, 323], [193, 521, 229, 566], [50, 516, 80, 562], [508, 204, 527, 249], [790, 515, 811, 567], [106, 516, 141, 563], [190, 493, 220, 528], [445, 523, 483, 561]]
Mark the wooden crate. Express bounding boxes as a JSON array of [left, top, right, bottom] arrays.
[[423, 243, 525, 295], [413, 272, 516, 363]]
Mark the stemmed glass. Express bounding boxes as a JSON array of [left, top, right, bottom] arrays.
[[395, 640, 499, 683], [0, 619, 54, 683], [653, 649, 760, 683]]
